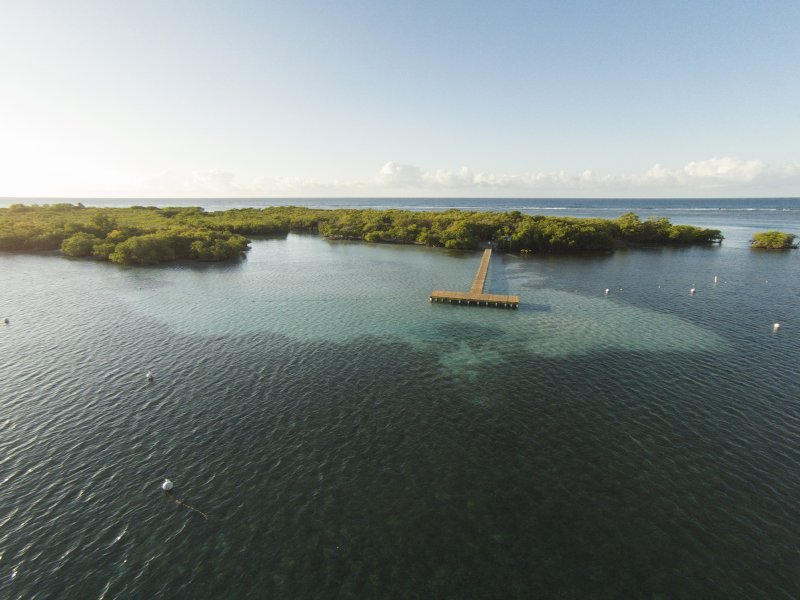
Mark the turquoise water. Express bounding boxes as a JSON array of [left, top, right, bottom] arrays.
[[1, 200, 800, 597]]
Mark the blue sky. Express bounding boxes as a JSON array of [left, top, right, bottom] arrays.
[[1, 0, 799, 197]]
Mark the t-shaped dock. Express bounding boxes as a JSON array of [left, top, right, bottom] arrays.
[[429, 248, 520, 308]]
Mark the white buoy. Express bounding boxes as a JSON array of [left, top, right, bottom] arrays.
[[690, 288, 696, 295], [604, 288, 610, 295], [773, 323, 781, 332], [713, 275, 718, 284], [162, 478, 173, 492], [146, 371, 153, 381]]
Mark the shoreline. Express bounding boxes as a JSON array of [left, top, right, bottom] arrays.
[[2, 203, 724, 266]]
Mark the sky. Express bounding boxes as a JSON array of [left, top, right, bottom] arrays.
[[1, 0, 799, 199]]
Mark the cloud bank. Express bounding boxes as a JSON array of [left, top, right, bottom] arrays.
[[140, 157, 800, 198]]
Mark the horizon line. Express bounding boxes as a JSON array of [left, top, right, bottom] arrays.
[[2, 195, 800, 201]]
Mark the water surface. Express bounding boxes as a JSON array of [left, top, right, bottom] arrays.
[[1, 201, 799, 598]]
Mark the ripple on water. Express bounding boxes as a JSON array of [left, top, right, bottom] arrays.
[[1, 235, 799, 598]]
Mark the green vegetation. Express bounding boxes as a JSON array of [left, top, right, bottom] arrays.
[[1, 204, 250, 265], [0, 204, 723, 265], [316, 209, 721, 251], [750, 231, 798, 249]]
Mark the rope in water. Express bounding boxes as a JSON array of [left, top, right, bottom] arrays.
[[167, 493, 208, 520]]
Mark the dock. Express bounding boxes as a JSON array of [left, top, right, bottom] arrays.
[[430, 249, 520, 308]]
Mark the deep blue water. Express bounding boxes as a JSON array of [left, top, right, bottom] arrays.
[[1, 198, 799, 598]]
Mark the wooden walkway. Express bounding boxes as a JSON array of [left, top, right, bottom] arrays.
[[470, 248, 492, 294], [430, 249, 520, 309]]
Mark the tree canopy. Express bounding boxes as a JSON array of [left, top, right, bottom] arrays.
[[750, 231, 798, 249], [0, 204, 724, 265]]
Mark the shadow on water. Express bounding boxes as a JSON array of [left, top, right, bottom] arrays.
[[620, 243, 724, 256], [523, 249, 615, 261], [4, 302, 800, 599], [139, 332, 800, 597], [439, 248, 485, 260], [93, 255, 251, 273], [247, 233, 290, 242]]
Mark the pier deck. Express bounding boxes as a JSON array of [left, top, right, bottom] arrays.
[[430, 249, 520, 308], [470, 248, 492, 294]]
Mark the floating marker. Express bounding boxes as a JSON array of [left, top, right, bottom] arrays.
[[773, 323, 781, 332], [161, 479, 208, 520], [3, 318, 8, 325], [690, 288, 696, 295], [604, 288, 610, 295], [713, 275, 718, 284], [146, 371, 153, 381]]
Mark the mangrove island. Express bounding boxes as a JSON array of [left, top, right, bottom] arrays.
[[0, 204, 724, 266], [750, 231, 798, 249]]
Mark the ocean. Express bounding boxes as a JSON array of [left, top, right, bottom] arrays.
[[1, 198, 799, 598]]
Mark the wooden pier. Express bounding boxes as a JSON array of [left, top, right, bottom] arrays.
[[430, 249, 520, 309]]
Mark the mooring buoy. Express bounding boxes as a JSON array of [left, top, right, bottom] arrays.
[[161, 478, 208, 519]]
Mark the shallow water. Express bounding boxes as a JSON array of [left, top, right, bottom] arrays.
[[1, 204, 799, 598]]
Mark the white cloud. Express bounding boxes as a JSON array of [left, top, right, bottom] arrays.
[[134, 157, 800, 198], [425, 167, 475, 187], [643, 163, 672, 182], [629, 157, 772, 191], [376, 162, 424, 187], [371, 157, 796, 196], [678, 157, 765, 184]]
